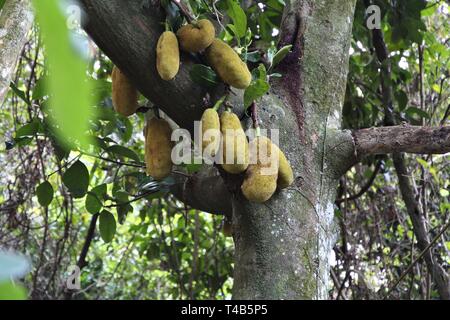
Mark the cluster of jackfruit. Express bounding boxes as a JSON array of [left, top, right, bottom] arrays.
[[155, 19, 251, 89], [241, 136, 294, 203], [110, 17, 292, 205], [199, 108, 294, 204]]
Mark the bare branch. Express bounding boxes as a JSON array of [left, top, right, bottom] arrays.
[[170, 166, 232, 216], [353, 125, 450, 158]]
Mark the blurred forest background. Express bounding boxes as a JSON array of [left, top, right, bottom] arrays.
[[0, 0, 449, 299]]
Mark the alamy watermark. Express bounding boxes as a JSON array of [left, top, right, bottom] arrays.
[[366, 5, 381, 30], [170, 123, 280, 176]]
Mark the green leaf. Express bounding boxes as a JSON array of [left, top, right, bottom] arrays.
[[244, 80, 269, 108], [244, 64, 270, 108], [13, 137, 33, 147], [32, 77, 47, 100], [62, 160, 89, 198], [439, 189, 449, 197], [421, 4, 437, 17], [36, 181, 54, 207], [405, 106, 430, 120], [9, 82, 30, 106], [32, 0, 93, 149], [85, 184, 107, 214], [0, 0, 5, 11], [227, 0, 247, 38], [395, 90, 408, 111], [15, 122, 39, 139], [184, 163, 203, 174], [146, 243, 160, 260], [99, 210, 116, 243], [189, 64, 219, 88], [416, 158, 429, 168], [270, 45, 292, 69], [113, 190, 132, 224], [0, 281, 27, 300], [106, 145, 140, 163], [117, 204, 133, 225]]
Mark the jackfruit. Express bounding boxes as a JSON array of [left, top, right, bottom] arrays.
[[200, 108, 221, 159], [145, 117, 174, 180], [274, 145, 294, 189], [156, 31, 180, 81], [255, 137, 294, 189], [205, 39, 251, 89], [220, 111, 249, 174], [111, 66, 138, 117], [177, 19, 215, 53], [241, 136, 279, 203]]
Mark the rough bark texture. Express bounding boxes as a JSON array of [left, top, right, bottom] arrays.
[[0, 0, 34, 106], [171, 166, 232, 216], [232, 0, 356, 299], [353, 125, 450, 157], [80, 0, 356, 299]]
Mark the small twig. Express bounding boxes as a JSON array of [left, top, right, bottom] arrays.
[[172, 170, 191, 178], [171, 0, 194, 23], [335, 159, 382, 204], [250, 101, 259, 129], [383, 219, 450, 299], [80, 151, 145, 168]]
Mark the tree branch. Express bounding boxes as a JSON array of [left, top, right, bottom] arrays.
[[170, 166, 232, 216], [79, 0, 236, 134], [353, 125, 450, 158], [335, 158, 382, 204]]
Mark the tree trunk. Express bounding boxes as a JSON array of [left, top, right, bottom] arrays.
[[0, 0, 34, 106], [80, 0, 357, 299], [231, 0, 356, 299]]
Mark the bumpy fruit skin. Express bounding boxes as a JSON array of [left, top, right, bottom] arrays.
[[201, 108, 221, 158], [156, 31, 180, 81], [111, 66, 138, 117], [270, 143, 294, 189], [205, 39, 251, 89], [177, 19, 215, 53], [220, 111, 249, 174], [277, 149, 294, 189], [145, 118, 174, 180], [241, 137, 279, 203]]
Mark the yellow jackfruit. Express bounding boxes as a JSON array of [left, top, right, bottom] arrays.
[[205, 39, 251, 89], [269, 142, 294, 189], [241, 136, 279, 203], [156, 31, 180, 81], [200, 108, 221, 159], [111, 66, 138, 117], [220, 111, 249, 174], [145, 117, 174, 180], [277, 149, 294, 189], [177, 19, 215, 53]]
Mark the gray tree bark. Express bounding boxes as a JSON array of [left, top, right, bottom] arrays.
[[0, 0, 34, 106], [79, 0, 449, 299]]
